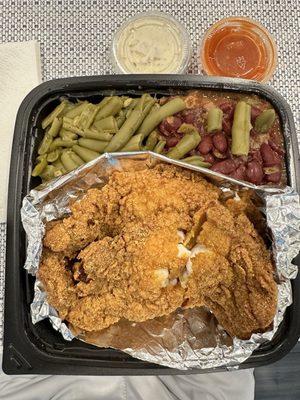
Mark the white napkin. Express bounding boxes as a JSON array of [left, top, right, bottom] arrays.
[[0, 40, 41, 222]]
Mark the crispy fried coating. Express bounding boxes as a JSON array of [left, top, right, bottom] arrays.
[[40, 164, 277, 339]]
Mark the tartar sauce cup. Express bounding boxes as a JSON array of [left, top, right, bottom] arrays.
[[111, 11, 192, 74]]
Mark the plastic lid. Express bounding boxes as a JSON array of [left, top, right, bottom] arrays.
[[200, 17, 277, 82], [111, 11, 192, 74]]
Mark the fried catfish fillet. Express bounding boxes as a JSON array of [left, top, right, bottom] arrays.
[[39, 164, 277, 339]]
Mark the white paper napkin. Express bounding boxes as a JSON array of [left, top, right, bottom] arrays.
[[0, 40, 42, 222]]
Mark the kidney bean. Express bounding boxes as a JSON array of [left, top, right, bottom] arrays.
[[203, 153, 215, 164], [198, 135, 213, 155], [268, 140, 285, 156], [158, 121, 172, 137], [249, 149, 263, 164], [246, 160, 264, 184], [222, 117, 232, 135], [260, 143, 281, 166], [219, 101, 235, 119], [230, 164, 247, 181], [266, 170, 282, 183], [212, 132, 228, 153], [211, 159, 236, 174], [166, 136, 180, 148], [251, 106, 262, 123], [159, 116, 182, 135]]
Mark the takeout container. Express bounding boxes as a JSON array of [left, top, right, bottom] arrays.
[[3, 75, 300, 375]]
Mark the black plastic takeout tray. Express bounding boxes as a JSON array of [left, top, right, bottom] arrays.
[[3, 75, 300, 375]]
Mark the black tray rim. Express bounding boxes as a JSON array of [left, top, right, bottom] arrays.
[[3, 74, 300, 375]]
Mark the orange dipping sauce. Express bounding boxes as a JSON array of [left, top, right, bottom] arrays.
[[200, 17, 277, 82]]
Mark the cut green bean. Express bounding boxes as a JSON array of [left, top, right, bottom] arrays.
[[61, 151, 79, 172], [254, 109, 275, 133], [153, 139, 166, 154], [62, 118, 85, 135], [167, 126, 201, 159], [38, 133, 53, 155], [207, 107, 223, 133], [95, 97, 123, 121], [59, 128, 78, 140], [120, 134, 143, 152], [144, 130, 158, 150], [137, 97, 186, 139], [49, 138, 77, 151], [182, 159, 212, 168], [231, 101, 252, 156], [83, 128, 113, 141], [47, 148, 62, 162], [116, 111, 126, 128], [48, 117, 63, 137], [64, 101, 89, 118], [73, 145, 100, 162], [40, 165, 57, 181], [105, 94, 155, 152], [76, 103, 99, 130], [93, 116, 118, 132], [181, 155, 205, 163], [42, 101, 67, 129], [52, 159, 66, 173], [78, 138, 109, 152], [69, 152, 85, 166], [32, 156, 47, 177]]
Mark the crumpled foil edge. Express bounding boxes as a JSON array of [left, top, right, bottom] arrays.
[[21, 152, 300, 370]]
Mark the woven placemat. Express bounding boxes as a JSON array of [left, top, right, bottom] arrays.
[[0, 0, 299, 345]]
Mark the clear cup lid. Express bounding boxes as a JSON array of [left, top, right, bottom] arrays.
[[111, 11, 192, 74]]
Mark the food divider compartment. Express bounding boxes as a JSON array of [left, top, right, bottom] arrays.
[[3, 75, 300, 375]]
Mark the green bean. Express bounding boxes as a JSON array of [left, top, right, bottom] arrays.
[[105, 94, 155, 152], [95, 97, 123, 121], [137, 97, 186, 139], [231, 101, 252, 156], [207, 107, 223, 133], [167, 126, 201, 159], [59, 128, 78, 140], [40, 165, 57, 181], [76, 103, 98, 130], [69, 152, 85, 166], [93, 116, 118, 132], [144, 130, 158, 150], [49, 138, 77, 151], [73, 145, 100, 162], [48, 117, 63, 138], [62, 118, 85, 135], [42, 101, 68, 129], [153, 139, 166, 154], [38, 133, 53, 155], [120, 134, 143, 152], [64, 101, 89, 118], [60, 101, 76, 116], [181, 155, 205, 163], [32, 156, 47, 177], [123, 97, 135, 108], [47, 148, 62, 162], [78, 138, 109, 152], [254, 109, 275, 133], [116, 111, 127, 128], [182, 159, 212, 168], [52, 159, 66, 173], [61, 151, 79, 172], [83, 128, 113, 141]]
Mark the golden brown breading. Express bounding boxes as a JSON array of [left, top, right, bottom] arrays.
[[39, 164, 277, 339]]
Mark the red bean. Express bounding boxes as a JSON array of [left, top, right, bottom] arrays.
[[203, 153, 215, 164], [159, 116, 182, 135], [266, 170, 282, 183], [158, 121, 172, 136], [246, 160, 264, 184], [198, 135, 213, 155], [166, 136, 180, 148], [260, 143, 281, 166], [268, 140, 285, 156], [212, 132, 228, 153], [222, 117, 232, 135], [219, 102, 234, 119], [230, 165, 247, 181], [251, 106, 261, 123], [211, 159, 236, 174]]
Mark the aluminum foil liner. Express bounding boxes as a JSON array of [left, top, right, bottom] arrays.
[[21, 152, 300, 370]]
